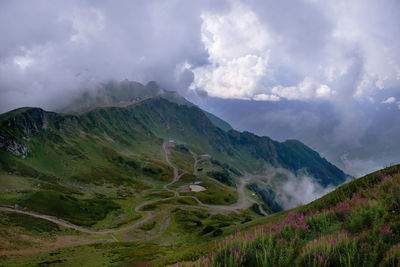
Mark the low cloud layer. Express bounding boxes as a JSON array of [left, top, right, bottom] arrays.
[[257, 166, 336, 210], [0, 0, 229, 112], [277, 174, 335, 210], [200, 96, 400, 176]]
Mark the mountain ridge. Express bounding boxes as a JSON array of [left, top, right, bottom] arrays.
[[58, 80, 233, 132], [0, 90, 352, 266], [0, 97, 347, 186]]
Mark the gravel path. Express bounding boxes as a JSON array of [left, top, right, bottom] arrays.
[[0, 140, 268, 237]]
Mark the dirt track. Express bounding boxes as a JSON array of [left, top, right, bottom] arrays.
[[0, 140, 268, 237]]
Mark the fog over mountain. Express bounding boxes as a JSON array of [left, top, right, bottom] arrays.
[[199, 97, 400, 177], [1, 0, 399, 176]]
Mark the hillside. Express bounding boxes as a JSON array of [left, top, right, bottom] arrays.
[[1, 97, 346, 185], [171, 164, 400, 266], [0, 96, 348, 265], [59, 80, 233, 132], [0, 98, 346, 217]]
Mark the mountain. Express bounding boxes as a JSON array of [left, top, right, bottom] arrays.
[[0, 90, 348, 265], [59, 80, 233, 132], [172, 164, 400, 266], [1, 97, 346, 184]]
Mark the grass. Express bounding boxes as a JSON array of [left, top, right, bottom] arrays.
[[207, 169, 235, 186], [177, 197, 199, 206], [140, 199, 175, 211], [0, 210, 81, 253], [140, 221, 157, 231], [175, 165, 400, 266], [170, 173, 198, 189], [149, 191, 175, 199], [180, 180, 238, 205], [114, 213, 142, 228], [18, 190, 120, 227], [170, 145, 195, 172], [1, 97, 347, 188], [0, 97, 355, 266], [173, 209, 206, 232], [0, 211, 62, 236]]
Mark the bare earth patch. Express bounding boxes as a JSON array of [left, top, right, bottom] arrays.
[[189, 185, 206, 192]]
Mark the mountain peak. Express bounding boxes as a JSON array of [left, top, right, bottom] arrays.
[[58, 79, 233, 132]]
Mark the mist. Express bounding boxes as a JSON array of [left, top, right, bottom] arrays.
[[0, 0, 229, 112], [199, 96, 400, 177], [254, 166, 337, 210], [277, 174, 336, 210]]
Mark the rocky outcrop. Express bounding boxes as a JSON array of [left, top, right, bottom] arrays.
[[0, 134, 28, 158], [0, 108, 51, 159]]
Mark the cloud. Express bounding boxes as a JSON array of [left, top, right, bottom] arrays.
[[258, 166, 336, 210], [253, 94, 280, 101], [271, 77, 334, 100], [382, 96, 396, 104], [189, 0, 400, 104], [199, 95, 400, 177], [340, 154, 385, 177], [277, 174, 335, 210], [191, 0, 400, 177], [1, 0, 399, 111], [191, 3, 271, 100], [0, 0, 230, 112], [193, 53, 269, 99]]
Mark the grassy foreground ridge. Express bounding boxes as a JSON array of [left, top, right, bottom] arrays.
[[175, 164, 400, 266]]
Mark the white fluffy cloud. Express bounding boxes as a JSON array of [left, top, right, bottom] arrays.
[[193, 53, 269, 99], [253, 94, 280, 101], [190, 0, 400, 103], [278, 174, 335, 209], [271, 77, 334, 100], [382, 96, 396, 104], [191, 3, 271, 100], [1, 0, 400, 111]]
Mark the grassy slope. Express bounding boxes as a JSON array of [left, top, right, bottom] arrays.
[[171, 164, 400, 266], [1, 98, 346, 184], [60, 80, 233, 132], [0, 98, 347, 227], [0, 97, 351, 266]]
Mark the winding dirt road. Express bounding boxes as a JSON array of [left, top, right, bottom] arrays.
[[0, 140, 268, 238]]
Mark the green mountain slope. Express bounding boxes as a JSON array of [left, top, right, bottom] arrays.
[[0, 97, 346, 225], [0, 97, 349, 266], [0, 95, 346, 266], [159, 89, 233, 132], [1, 97, 345, 187], [170, 164, 400, 266], [60, 80, 233, 132]]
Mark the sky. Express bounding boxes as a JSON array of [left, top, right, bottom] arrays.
[[0, 0, 399, 176]]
